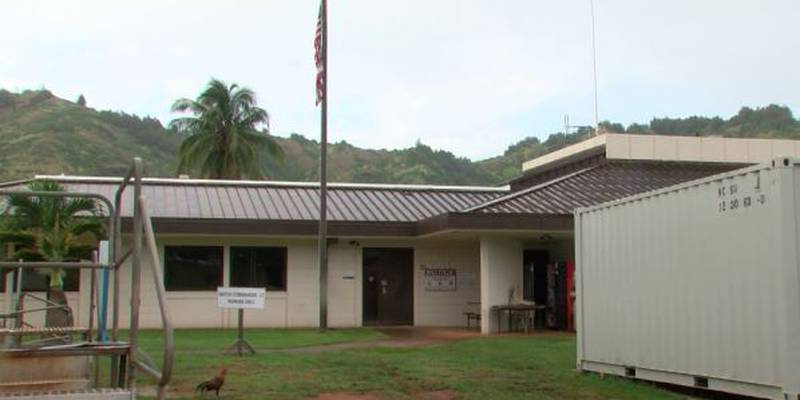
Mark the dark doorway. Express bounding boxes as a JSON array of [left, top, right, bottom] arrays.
[[362, 248, 414, 326], [523, 250, 549, 304]]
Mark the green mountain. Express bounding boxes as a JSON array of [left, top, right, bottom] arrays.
[[1, 89, 799, 185], [0, 89, 178, 180], [263, 135, 496, 185]]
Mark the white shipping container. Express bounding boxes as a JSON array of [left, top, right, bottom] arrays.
[[575, 158, 800, 400]]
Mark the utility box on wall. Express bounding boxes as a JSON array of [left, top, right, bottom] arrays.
[[575, 158, 800, 400]]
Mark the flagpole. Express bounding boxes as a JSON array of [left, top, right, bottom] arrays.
[[318, 0, 329, 331]]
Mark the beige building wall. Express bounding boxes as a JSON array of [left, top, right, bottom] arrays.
[[2, 235, 574, 331], [522, 133, 800, 172], [414, 242, 481, 327], [479, 236, 523, 334], [604, 134, 800, 163], [109, 236, 320, 329], [325, 239, 483, 328], [1, 235, 573, 332], [106, 235, 487, 330], [477, 236, 574, 334], [327, 242, 361, 327]]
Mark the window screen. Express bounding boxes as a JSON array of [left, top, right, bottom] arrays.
[[164, 246, 223, 291], [230, 247, 287, 291]]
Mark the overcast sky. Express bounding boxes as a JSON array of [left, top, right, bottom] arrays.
[[1, 1, 798, 160]]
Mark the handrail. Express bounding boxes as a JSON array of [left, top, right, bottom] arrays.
[[109, 158, 141, 388], [114, 249, 133, 269], [110, 158, 173, 399], [0, 189, 116, 342], [134, 358, 162, 382], [111, 158, 141, 343], [139, 195, 174, 399], [0, 157, 174, 399], [1, 303, 72, 317], [126, 160, 143, 391], [0, 261, 111, 269]]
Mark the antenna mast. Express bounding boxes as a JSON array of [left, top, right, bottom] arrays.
[[590, 0, 600, 135]]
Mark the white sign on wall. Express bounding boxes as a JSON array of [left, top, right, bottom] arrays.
[[423, 268, 457, 291], [217, 287, 266, 309]]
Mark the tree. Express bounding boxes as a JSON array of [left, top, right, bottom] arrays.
[[169, 79, 284, 179], [76, 94, 87, 107], [0, 180, 104, 327], [626, 123, 651, 134], [599, 121, 625, 133]]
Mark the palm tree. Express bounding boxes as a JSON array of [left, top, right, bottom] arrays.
[[0, 180, 104, 327], [170, 79, 284, 180]]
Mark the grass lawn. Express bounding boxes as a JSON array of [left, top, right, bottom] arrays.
[[131, 329, 681, 400], [136, 328, 386, 351]]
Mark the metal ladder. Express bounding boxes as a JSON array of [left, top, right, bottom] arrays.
[[0, 158, 174, 400]]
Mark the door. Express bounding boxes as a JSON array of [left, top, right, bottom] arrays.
[[362, 248, 414, 326], [523, 250, 549, 303]]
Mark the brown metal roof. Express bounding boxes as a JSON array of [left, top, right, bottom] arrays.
[[11, 177, 506, 223], [464, 161, 743, 215], [1, 161, 747, 236]]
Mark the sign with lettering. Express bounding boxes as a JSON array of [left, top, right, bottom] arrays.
[[217, 287, 266, 309], [423, 268, 457, 291], [716, 175, 767, 215]]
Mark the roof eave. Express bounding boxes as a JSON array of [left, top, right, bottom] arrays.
[[114, 212, 573, 238], [32, 174, 510, 193], [416, 212, 573, 236]]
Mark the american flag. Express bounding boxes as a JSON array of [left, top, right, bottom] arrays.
[[314, 1, 325, 106]]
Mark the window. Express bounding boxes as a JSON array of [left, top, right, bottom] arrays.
[[164, 246, 223, 291], [230, 247, 287, 291]]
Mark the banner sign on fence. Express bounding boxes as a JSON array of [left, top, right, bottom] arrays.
[[217, 287, 266, 309], [423, 268, 457, 291]]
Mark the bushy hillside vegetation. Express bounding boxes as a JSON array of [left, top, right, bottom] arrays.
[[1, 89, 798, 185], [0, 90, 178, 181]]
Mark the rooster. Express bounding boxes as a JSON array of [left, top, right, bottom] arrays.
[[195, 367, 227, 398]]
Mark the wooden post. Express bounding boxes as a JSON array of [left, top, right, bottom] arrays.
[[3, 270, 10, 315], [3, 269, 15, 348], [14, 263, 23, 329], [225, 308, 255, 356], [127, 163, 142, 389], [238, 309, 244, 342]]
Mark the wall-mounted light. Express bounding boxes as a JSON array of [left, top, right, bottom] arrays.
[[540, 234, 553, 241], [349, 240, 360, 247]]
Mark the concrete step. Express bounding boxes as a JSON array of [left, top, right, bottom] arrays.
[[0, 378, 90, 394], [0, 388, 132, 400], [1, 342, 130, 358]]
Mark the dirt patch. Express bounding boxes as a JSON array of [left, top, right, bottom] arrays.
[[311, 390, 456, 400], [422, 390, 457, 400], [312, 393, 383, 400], [267, 327, 481, 354], [378, 327, 479, 341]]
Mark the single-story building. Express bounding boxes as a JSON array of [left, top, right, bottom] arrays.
[[3, 133, 800, 334]]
